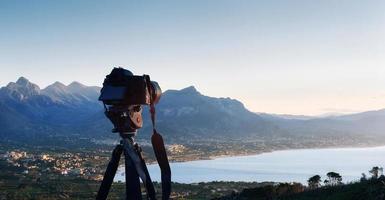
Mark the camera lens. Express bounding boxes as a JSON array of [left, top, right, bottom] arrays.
[[150, 81, 162, 104]]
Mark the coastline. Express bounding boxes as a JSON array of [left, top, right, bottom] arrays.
[[206, 144, 385, 162], [134, 143, 385, 166]]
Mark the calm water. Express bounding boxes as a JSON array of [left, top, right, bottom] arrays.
[[115, 146, 385, 184]]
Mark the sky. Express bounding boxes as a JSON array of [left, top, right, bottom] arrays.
[[0, 0, 385, 116]]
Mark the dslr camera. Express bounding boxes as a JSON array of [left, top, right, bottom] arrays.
[[99, 67, 161, 134]]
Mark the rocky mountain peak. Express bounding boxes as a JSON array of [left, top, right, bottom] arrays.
[[1, 77, 41, 100], [52, 81, 66, 87], [43, 81, 68, 95], [38, 80, 100, 105], [180, 86, 199, 95], [68, 81, 85, 88], [67, 81, 88, 93], [14, 77, 40, 91], [16, 77, 31, 86]]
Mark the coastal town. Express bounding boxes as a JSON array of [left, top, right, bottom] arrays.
[[0, 142, 195, 182], [3, 150, 106, 181]]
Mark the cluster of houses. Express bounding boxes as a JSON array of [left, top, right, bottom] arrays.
[[3, 150, 104, 180]]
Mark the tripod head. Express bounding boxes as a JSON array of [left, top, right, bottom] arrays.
[[104, 104, 143, 135]]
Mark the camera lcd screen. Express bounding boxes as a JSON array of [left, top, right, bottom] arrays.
[[99, 86, 127, 102]]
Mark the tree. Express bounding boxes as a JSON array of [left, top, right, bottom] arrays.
[[326, 172, 342, 186], [360, 173, 367, 182], [308, 175, 321, 189], [369, 166, 383, 179]]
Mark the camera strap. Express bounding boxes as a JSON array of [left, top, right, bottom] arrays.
[[151, 107, 171, 200], [145, 75, 172, 200]]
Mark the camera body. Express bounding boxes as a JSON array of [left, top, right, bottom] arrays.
[[99, 67, 161, 105], [99, 67, 161, 133]]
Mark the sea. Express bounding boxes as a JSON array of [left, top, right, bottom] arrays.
[[114, 146, 385, 184]]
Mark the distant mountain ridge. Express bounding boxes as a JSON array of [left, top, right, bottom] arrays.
[[0, 77, 276, 142], [0, 77, 102, 140], [0, 77, 100, 106], [1, 77, 385, 145]]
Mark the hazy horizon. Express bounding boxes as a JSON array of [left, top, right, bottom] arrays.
[[1, 0, 385, 115]]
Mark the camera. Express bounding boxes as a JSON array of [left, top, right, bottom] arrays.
[[99, 67, 162, 133], [99, 67, 161, 105]]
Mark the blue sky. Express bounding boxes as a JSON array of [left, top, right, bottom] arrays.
[[0, 0, 384, 115]]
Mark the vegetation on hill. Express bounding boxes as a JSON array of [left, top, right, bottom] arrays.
[[216, 167, 385, 200]]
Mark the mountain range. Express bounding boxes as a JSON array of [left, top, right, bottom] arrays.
[[1, 77, 385, 145]]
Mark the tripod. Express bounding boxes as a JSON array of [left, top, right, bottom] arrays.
[[97, 68, 171, 199], [96, 133, 157, 200]]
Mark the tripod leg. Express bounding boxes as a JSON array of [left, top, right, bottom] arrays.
[[123, 139, 142, 200], [96, 144, 123, 200], [135, 144, 156, 200]]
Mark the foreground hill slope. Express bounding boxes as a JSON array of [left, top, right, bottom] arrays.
[[217, 178, 385, 200]]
